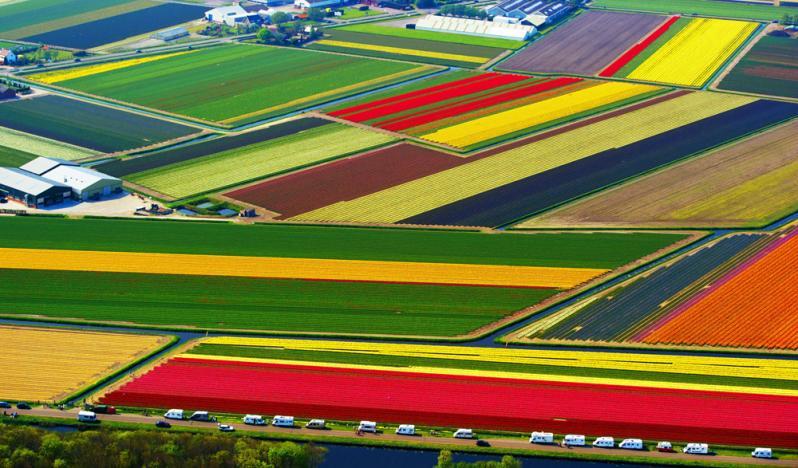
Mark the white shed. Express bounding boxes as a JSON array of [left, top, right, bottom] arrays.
[[40, 165, 122, 201]]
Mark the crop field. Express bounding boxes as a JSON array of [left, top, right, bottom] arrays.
[[623, 18, 757, 87], [100, 337, 798, 448], [328, 73, 662, 150], [0, 325, 169, 402], [307, 29, 506, 68], [337, 23, 526, 50], [639, 230, 798, 350], [96, 118, 330, 178], [0, 0, 155, 40], [0, 95, 200, 153], [127, 124, 394, 199], [21, 3, 206, 49], [499, 11, 665, 75], [591, 0, 798, 22], [295, 92, 798, 227], [522, 120, 798, 229], [26, 44, 435, 126], [0, 144, 36, 167], [599, 16, 683, 77], [719, 35, 798, 99]]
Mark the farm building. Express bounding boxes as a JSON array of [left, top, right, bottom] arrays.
[[151, 27, 189, 41], [486, 0, 571, 26], [0, 167, 71, 208], [416, 15, 536, 40], [205, 5, 262, 26], [0, 48, 16, 65], [294, 0, 344, 9], [21, 157, 122, 201]]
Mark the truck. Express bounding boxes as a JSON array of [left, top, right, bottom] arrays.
[[84, 404, 116, 415], [593, 436, 614, 448], [453, 428, 473, 439], [189, 411, 216, 422], [306, 419, 326, 429], [563, 434, 586, 447], [395, 424, 415, 436], [164, 409, 183, 420], [272, 415, 295, 427], [243, 415, 266, 425], [529, 432, 554, 444], [358, 421, 377, 433], [619, 439, 643, 450], [683, 443, 709, 455], [77, 410, 97, 423]]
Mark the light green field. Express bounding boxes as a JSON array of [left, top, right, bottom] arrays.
[[340, 23, 526, 49], [0, 126, 94, 161], [590, 0, 798, 21], [129, 124, 395, 198]]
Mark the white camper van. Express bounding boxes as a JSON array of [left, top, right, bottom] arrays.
[[593, 436, 615, 448], [619, 439, 643, 450], [563, 434, 586, 447], [395, 424, 415, 436], [453, 428, 474, 439], [77, 410, 97, 422], [272, 415, 295, 427], [358, 421, 377, 433], [306, 419, 326, 429], [164, 409, 184, 420], [683, 443, 709, 455], [529, 432, 554, 444], [243, 415, 266, 425], [752, 448, 772, 459]]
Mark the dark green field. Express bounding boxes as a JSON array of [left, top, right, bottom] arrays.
[[0, 145, 37, 167], [719, 36, 798, 99], [0, 269, 553, 336], [0, 217, 688, 269]]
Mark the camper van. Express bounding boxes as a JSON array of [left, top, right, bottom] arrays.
[[593, 437, 615, 448], [243, 415, 266, 426], [358, 421, 377, 433], [164, 409, 184, 420], [272, 415, 295, 427], [306, 419, 326, 429], [619, 439, 644, 450], [453, 428, 474, 439], [190, 411, 216, 422], [77, 410, 97, 423], [563, 434, 586, 447], [752, 448, 772, 459], [395, 424, 415, 436], [529, 432, 554, 444], [683, 443, 709, 455], [656, 441, 675, 452]]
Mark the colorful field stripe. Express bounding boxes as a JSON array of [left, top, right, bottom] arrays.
[[0, 248, 606, 289], [312, 39, 487, 64], [599, 16, 680, 77], [29, 51, 194, 84]]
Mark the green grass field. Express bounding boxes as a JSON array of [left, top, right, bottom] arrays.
[[128, 124, 394, 199], [336, 7, 385, 19], [46, 44, 434, 126], [0, 269, 552, 336], [339, 23, 526, 50], [0, 126, 95, 161], [0, 216, 688, 269], [590, 0, 798, 21], [0, 144, 37, 167]]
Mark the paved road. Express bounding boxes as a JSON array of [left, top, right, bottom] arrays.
[[11, 407, 790, 466]]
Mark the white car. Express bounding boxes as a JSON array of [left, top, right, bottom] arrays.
[[218, 424, 235, 432]]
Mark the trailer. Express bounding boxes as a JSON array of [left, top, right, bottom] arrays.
[[272, 415, 295, 427], [395, 424, 415, 436], [306, 419, 326, 429], [619, 439, 643, 450], [563, 434, 585, 447], [453, 428, 473, 439], [593, 436, 614, 448], [358, 421, 377, 433], [243, 415, 266, 425], [683, 443, 709, 455], [164, 409, 183, 420], [752, 448, 772, 459], [529, 432, 554, 444], [77, 410, 97, 423]]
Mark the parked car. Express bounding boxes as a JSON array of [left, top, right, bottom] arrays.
[[476, 439, 491, 447], [155, 420, 171, 428], [77, 410, 97, 423], [163, 409, 183, 420], [657, 441, 675, 452], [453, 428, 474, 439], [16, 403, 31, 410], [218, 424, 235, 432], [0, 402, 11, 409], [306, 419, 326, 429], [189, 411, 217, 422]]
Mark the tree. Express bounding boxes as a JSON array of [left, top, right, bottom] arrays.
[[415, 0, 437, 9], [500, 455, 521, 468], [271, 11, 290, 24], [436, 450, 454, 468], [307, 7, 326, 22]]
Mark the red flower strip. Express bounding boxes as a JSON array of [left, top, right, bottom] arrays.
[[599, 16, 680, 78]]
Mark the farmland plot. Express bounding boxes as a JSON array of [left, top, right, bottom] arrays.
[[719, 35, 798, 99], [28, 44, 435, 126], [338, 23, 526, 49], [0, 126, 95, 161], [591, 0, 798, 22]]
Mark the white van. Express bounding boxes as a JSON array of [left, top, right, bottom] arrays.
[[306, 419, 326, 429], [563, 434, 586, 447], [272, 415, 295, 427], [243, 415, 266, 425], [164, 409, 184, 420], [358, 421, 377, 433], [752, 448, 772, 459], [453, 428, 474, 439], [77, 410, 97, 422], [395, 424, 415, 436], [529, 432, 554, 444], [593, 436, 615, 448], [619, 439, 643, 450], [683, 443, 709, 455]]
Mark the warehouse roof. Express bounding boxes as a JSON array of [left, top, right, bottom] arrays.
[[20, 157, 78, 176], [416, 15, 535, 41], [41, 165, 120, 191], [496, 0, 546, 15], [0, 167, 69, 196]]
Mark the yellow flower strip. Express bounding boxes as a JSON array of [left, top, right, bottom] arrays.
[[29, 51, 195, 84], [627, 18, 757, 87], [0, 248, 605, 289], [218, 65, 434, 125], [0, 325, 167, 401], [292, 92, 756, 223], [189, 337, 798, 396], [422, 82, 659, 148], [315, 39, 487, 64]]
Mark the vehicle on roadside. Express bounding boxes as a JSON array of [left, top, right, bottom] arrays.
[[77, 410, 97, 423], [189, 411, 217, 422], [155, 420, 171, 428], [657, 441, 675, 452], [593, 436, 614, 448], [16, 402, 31, 410], [306, 419, 326, 429], [619, 438, 644, 450], [563, 434, 586, 447], [453, 428, 474, 439], [395, 424, 415, 436], [218, 424, 235, 432], [0, 402, 10, 409], [243, 414, 266, 425], [683, 443, 709, 455], [476, 439, 491, 447], [529, 431, 554, 444], [163, 409, 183, 420], [752, 448, 773, 459], [85, 404, 116, 414], [358, 421, 377, 433], [272, 415, 295, 427]]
